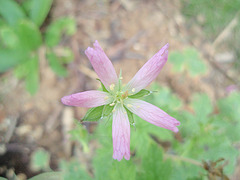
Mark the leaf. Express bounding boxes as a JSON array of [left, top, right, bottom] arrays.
[[16, 20, 42, 51], [128, 89, 151, 98], [0, 25, 19, 48], [47, 52, 68, 77], [28, 172, 63, 180], [31, 148, 50, 171], [102, 105, 114, 117], [29, 0, 53, 27], [168, 51, 185, 72], [82, 105, 105, 121], [137, 143, 172, 180], [25, 56, 39, 95], [191, 93, 213, 122], [0, 49, 28, 72], [45, 17, 76, 47], [60, 160, 92, 180], [0, 0, 26, 26]]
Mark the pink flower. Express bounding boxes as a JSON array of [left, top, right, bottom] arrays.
[[61, 40, 180, 161]]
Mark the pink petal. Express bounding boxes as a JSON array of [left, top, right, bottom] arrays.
[[125, 43, 169, 93], [112, 104, 130, 161], [85, 40, 118, 90], [61, 90, 112, 108], [124, 98, 180, 133]]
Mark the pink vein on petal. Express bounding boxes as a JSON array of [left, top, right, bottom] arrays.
[[125, 43, 169, 93], [61, 90, 112, 108], [112, 104, 130, 161], [124, 98, 180, 133], [85, 40, 118, 90]]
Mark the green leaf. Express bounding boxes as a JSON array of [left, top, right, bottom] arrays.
[[60, 160, 92, 180], [29, 0, 53, 27], [137, 143, 172, 180], [45, 17, 76, 47], [47, 52, 68, 77], [29, 172, 63, 180], [128, 89, 151, 98], [191, 93, 213, 122], [25, 56, 39, 95], [82, 105, 105, 121], [97, 79, 109, 92], [168, 51, 185, 72], [102, 105, 114, 117], [0, 49, 28, 72], [0, 0, 26, 26], [16, 20, 42, 51], [0, 26, 19, 48], [31, 148, 50, 171]]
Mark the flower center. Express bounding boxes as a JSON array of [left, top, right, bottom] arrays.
[[109, 83, 129, 106]]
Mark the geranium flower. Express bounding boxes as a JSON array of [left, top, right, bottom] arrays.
[[61, 41, 180, 161]]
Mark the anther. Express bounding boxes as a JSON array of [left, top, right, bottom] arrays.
[[127, 104, 133, 108], [110, 84, 115, 91], [104, 96, 109, 100], [112, 109, 116, 112], [119, 77, 123, 80], [110, 102, 115, 106], [132, 88, 135, 92]]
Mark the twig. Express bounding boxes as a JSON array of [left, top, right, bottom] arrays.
[[164, 153, 203, 167]]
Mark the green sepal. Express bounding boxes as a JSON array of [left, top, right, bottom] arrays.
[[82, 105, 114, 122], [96, 78, 109, 92], [82, 105, 104, 122], [128, 89, 151, 99], [125, 107, 134, 125]]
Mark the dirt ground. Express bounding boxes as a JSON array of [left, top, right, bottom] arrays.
[[0, 0, 238, 179]]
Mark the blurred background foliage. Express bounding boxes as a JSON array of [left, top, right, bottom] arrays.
[[0, 0, 239, 180]]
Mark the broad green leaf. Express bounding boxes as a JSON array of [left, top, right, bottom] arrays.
[[137, 143, 172, 180], [45, 17, 76, 47], [0, 49, 28, 72], [29, 172, 63, 180], [82, 105, 105, 121], [31, 148, 50, 171], [29, 0, 53, 27], [16, 20, 42, 51], [169, 51, 185, 72], [128, 89, 151, 98], [25, 56, 39, 94], [0, 0, 26, 26], [0, 26, 19, 48], [184, 48, 207, 76], [47, 52, 68, 77], [191, 93, 212, 122], [60, 160, 92, 180]]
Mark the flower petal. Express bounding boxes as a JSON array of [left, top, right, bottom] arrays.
[[112, 104, 130, 161], [61, 90, 112, 108], [125, 43, 169, 93], [85, 40, 118, 90], [124, 98, 180, 133]]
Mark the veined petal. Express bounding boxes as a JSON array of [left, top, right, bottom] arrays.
[[61, 90, 112, 108], [125, 43, 169, 94], [124, 98, 180, 133], [112, 104, 130, 161], [85, 40, 118, 90]]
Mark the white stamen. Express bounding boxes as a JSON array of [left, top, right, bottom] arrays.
[[112, 109, 116, 112], [104, 96, 109, 100], [110, 84, 115, 91], [119, 76, 123, 80], [124, 112, 127, 114], [132, 88, 135, 92]]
